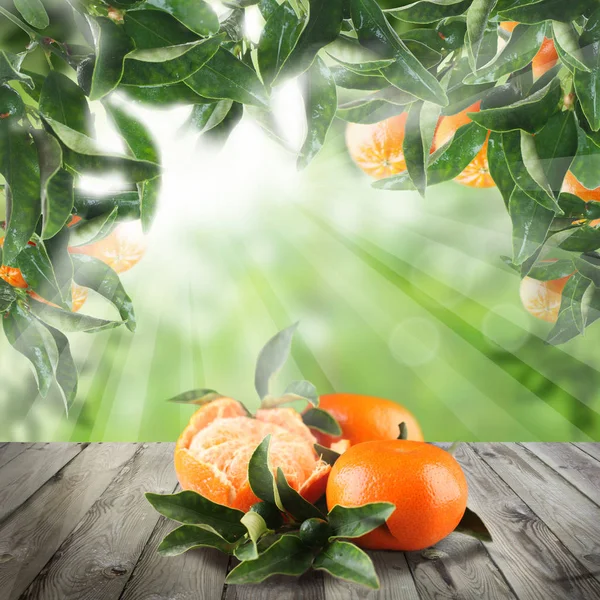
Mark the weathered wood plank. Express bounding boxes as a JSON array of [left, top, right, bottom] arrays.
[[20, 443, 178, 600], [472, 443, 600, 582], [0, 443, 84, 523], [406, 533, 517, 600], [572, 443, 600, 464], [0, 443, 139, 600], [521, 443, 600, 507], [119, 516, 230, 600], [456, 443, 600, 600], [0, 443, 34, 469], [323, 552, 419, 600]]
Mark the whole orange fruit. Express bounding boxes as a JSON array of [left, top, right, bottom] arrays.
[[499, 23, 558, 78], [327, 440, 468, 551], [313, 393, 423, 451], [345, 113, 408, 179], [175, 397, 330, 511]]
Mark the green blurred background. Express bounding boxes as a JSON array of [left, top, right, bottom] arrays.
[[2, 110, 600, 443]]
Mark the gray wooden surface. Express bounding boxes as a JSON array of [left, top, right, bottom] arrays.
[[0, 443, 599, 600]]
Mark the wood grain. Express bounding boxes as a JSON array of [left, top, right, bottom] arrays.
[[572, 443, 600, 464], [455, 443, 600, 600], [406, 532, 516, 600], [0, 443, 33, 469], [518, 443, 600, 507], [0, 443, 139, 600], [20, 443, 178, 600], [0, 443, 84, 523]]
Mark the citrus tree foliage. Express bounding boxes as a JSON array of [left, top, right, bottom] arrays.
[[1, 0, 600, 408]]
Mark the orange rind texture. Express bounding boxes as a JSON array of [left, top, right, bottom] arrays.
[[175, 398, 331, 511]]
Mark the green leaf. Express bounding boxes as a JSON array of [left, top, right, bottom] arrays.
[[185, 47, 269, 108], [527, 259, 574, 281], [499, 0, 598, 24], [17, 243, 69, 310], [454, 507, 492, 542], [275, 467, 325, 521], [88, 17, 135, 101], [226, 534, 314, 584], [123, 9, 199, 49], [45, 229, 74, 309], [121, 82, 210, 106], [463, 23, 546, 84], [466, 0, 498, 71], [188, 100, 234, 134], [314, 443, 340, 466], [280, 379, 319, 406], [13, 0, 49, 29], [571, 128, 600, 189], [167, 388, 225, 404], [32, 130, 75, 240], [281, 0, 344, 78], [328, 55, 395, 74], [255, 322, 298, 400], [509, 187, 554, 265], [314, 540, 379, 589], [298, 56, 336, 170], [30, 301, 124, 333], [547, 272, 592, 344], [350, 0, 448, 105], [248, 435, 278, 505], [0, 123, 41, 266], [42, 324, 78, 414], [145, 491, 246, 542], [331, 66, 387, 91], [328, 502, 395, 540], [258, 1, 304, 86], [558, 225, 600, 253], [3, 301, 58, 397], [44, 118, 160, 183], [468, 78, 561, 134], [487, 131, 515, 207], [552, 21, 589, 73], [68, 209, 118, 247], [73, 190, 140, 221], [200, 101, 243, 149], [0, 51, 32, 88], [144, 0, 220, 37], [574, 41, 600, 132], [0, 278, 16, 313], [122, 37, 223, 87], [302, 407, 342, 435], [138, 176, 161, 233], [0, 83, 24, 120], [237, 511, 269, 561], [386, 0, 471, 24], [71, 254, 136, 332], [158, 524, 236, 556], [337, 97, 404, 124]]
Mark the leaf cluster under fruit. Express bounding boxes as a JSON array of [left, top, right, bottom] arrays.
[[146, 432, 492, 588]]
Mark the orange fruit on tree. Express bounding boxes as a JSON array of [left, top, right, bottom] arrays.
[[520, 273, 572, 323], [29, 283, 89, 313], [311, 393, 423, 452], [345, 113, 409, 179], [0, 237, 27, 289], [326, 440, 468, 551], [70, 220, 146, 274], [499, 22, 558, 79], [175, 397, 331, 511], [562, 171, 600, 202]]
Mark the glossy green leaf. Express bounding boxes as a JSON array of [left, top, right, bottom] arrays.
[[258, 1, 304, 86], [281, 0, 344, 78], [144, 0, 220, 37], [145, 491, 246, 542], [499, 0, 598, 24], [509, 187, 554, 265], [0, 123, 41, 266], [200, 101, 243, 149], [123, 9, 199, 49], [328, 502, 395, 540], [73, 190, 140, 221], [88, 17, 135, 101], [0, 51, 32, 88], [248, 435, 278, 505], [32, 130, 75, 240], [298, 56, 336, 170], [466, 0, 498, 71], [185, 48, 269, 108], [30, 301, 123, 333], [468, 78, 561, 133], [464, 23, 546, 84], [403, 101, 425, 196], [454, 507, 493, 541], [302, 407, 341, 435], [138, 176, 160, 233], [3, 301, 58, 397], [167, 388, 225, 404], [236, 511, 269, 561], [0, 84, 24, 120], [574, 41, 600, 132], [547, 272, 592, 345], [43, 324, 78, 414], [314, 443, 341, 466], [280, 379, 319, 406], [331, 66, 387, 91], [226, 535, 314, 584], [71, 254, 136, 332], [314, 540, 379, 589], [386, 0, 471, 24], [275, 467, 325, 521], [45, 228, 74, 307], [13, 0, 49, 29], [122, 37, 223, 87], [328, 55, 395, 74], [350, 0, 448, 105], [552, 22, 589, 73], [188, 100, 233, 133], [527, 259, 575, 281], [68, 209, 118, 247], [158, 525, 236, 556], [0, 278, 16, 313], [571, 128, 600, 189], [337, 96, 405, 124], [121, 82, 210, 106], [487, 131, 515, 207], [558, 225, 600, 252]]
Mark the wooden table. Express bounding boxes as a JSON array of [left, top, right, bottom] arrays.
[[1, 442, 599, 600]]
